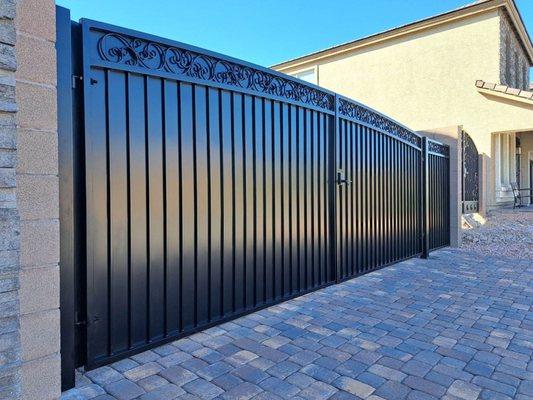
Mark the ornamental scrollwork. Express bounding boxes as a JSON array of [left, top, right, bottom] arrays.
[[428, 140, 449, 156], [96, 32, 334, 111], [338, 98, 421, 146]]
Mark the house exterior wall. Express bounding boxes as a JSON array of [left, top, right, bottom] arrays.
[[15, 0, 60, 399], [279, 9, 532, 208]]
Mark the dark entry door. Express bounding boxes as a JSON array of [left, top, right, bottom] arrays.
[[461, 131, 479, 213]]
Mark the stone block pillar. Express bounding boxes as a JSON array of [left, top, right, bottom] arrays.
[[0, 1, 21, 399], [15, 0, 60, 399]]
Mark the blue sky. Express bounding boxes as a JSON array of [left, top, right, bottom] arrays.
[[57, 0, 532, 74]]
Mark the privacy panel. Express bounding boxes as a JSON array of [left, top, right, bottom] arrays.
[[428, 141, 451, 250], [81, 20, 335, 367], [336, 97, 422, 280]]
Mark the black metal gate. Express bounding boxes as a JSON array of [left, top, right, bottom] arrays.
[[428, 141, 451, 250], [57, 7, 451, 389], [461, 131, 479, 213], [335, 97, 423, 279]]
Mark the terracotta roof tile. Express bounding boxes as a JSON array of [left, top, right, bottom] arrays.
[[505, 87, 521, 96], [476, 80, 533, 103]]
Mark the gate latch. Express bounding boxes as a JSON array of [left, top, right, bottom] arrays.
[[336, 170, 352, 186], [75, 312, 87, 327]]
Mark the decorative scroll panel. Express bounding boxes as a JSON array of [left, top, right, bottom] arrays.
[[338, 98, 421, 146], [94, 30, 335, 111]]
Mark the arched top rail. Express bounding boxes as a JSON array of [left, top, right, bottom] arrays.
[[337, 96, 423, 148], [427, 139, 450, 157], [82, 18, 449, 156], [82, 19, 336, 113]]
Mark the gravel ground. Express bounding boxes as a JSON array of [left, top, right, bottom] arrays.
[[462, 207, 533, 260]]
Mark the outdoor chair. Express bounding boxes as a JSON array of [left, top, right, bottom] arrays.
[[511, 182, 533, 208]]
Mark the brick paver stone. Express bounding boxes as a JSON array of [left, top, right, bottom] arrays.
[[104, 379, 145, 400], [139, 384, 184, 400], [447, 380, 482, 400], [63, 249, 533, 400], [182, 378, 224, 399], [333, 376, 375, 398], [220, 382, 263, 400]]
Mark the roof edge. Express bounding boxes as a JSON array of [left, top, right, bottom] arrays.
[[476, 79, 533, 105], [272, 0, 533, 71]]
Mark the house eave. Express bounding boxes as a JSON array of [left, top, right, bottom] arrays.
[[272, 0, 533, 72]]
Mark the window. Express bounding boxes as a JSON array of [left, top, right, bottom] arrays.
[[294, 69, 316, 84]]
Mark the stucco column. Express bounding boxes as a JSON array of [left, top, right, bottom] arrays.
[[494, 133, 501, 193], [502, 134, 510, 187], [478, 153, 490, 216], [509, 132, 516, 185]]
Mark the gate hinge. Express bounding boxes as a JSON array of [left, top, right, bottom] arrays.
[[72, 75, 83, 89]]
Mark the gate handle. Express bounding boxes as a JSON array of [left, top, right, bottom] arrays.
[[336, 171, 352, 186]]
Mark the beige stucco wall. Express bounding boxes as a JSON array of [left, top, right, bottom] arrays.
[[280, 9, 532, 207], [15, 0, 60, 399]]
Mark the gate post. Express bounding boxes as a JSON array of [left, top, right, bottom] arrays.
[[56, 5, 75, 390], [421, 137, 429, 258]]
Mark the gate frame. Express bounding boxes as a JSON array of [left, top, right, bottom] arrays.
[[57, 6, 83, 390], [57, 8, 450, 390], [461, 130, 480, 213]]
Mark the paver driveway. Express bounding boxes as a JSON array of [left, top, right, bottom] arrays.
[[62, 248, 532, 400]]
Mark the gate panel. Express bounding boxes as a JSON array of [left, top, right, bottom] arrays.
[[80, 19, 335, 367], [462, 131, 479, 213], [60, 14, 451, 379], [428, 141, 451, 250], [335, 97, 423, 281]]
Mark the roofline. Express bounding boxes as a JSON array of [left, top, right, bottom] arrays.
[[272, 0, 533, 72]]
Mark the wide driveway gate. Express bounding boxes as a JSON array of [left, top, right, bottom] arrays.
[[57, 8, 450, 389]]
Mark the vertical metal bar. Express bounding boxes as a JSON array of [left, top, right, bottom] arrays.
[[207, 88, 221, 320], [221, 90, 233, 315], [331, 95, 339, 283], [254, 97, 265, 304], [289, 105, 298, 292], [421, 137, 429, 258], [337, 119, 343, 279]]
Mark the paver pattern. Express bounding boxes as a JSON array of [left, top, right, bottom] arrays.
[[62, 248, 532, 399]]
